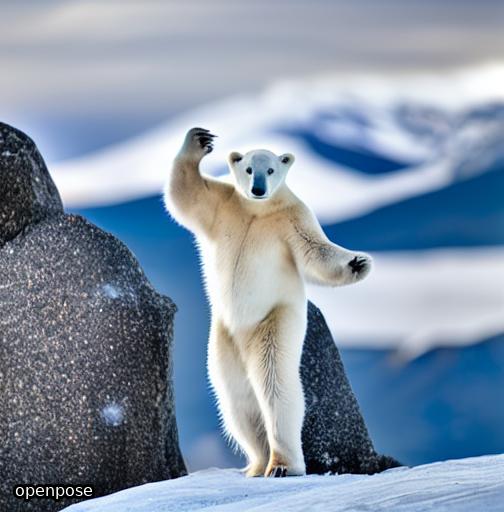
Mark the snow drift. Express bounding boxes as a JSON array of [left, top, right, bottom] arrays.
[[64, 454, 504, 512]]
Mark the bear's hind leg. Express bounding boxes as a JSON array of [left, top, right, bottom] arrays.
[[244, 306, 307, 477], [208, 319, 269, 476]]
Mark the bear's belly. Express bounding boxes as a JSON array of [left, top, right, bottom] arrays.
[[200, 234, 304, 331]]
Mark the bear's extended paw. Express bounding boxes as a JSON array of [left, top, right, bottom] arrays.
[[180, 127, 217, 161], [348, 253, 372, 281]]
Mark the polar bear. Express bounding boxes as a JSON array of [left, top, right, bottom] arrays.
[[164, 128, 372, 477]]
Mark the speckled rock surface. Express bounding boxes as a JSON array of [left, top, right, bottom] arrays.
[[0, 123, 187, 511], [0, 124, 63, 246], [301, 302, 400, 474]]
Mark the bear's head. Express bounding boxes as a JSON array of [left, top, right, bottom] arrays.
[[227, 149, 294, 201]]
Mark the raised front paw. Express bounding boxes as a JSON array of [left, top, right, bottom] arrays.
[[180, 127, 217, 161], [348, 253, 372, 281]]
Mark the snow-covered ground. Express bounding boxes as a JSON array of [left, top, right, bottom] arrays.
[[65, 454, 504, 512]]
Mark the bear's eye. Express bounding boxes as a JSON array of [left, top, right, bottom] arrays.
[[246, 167, 253, 175], [267, 168, 274, 175]]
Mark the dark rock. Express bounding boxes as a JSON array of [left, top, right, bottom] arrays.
[[301, 302, 400, 474], [0, 122, 187, 511], [0, 124, 63, 247]]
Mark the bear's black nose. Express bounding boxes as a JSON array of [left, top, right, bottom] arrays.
[[251, 187, 265, 197]]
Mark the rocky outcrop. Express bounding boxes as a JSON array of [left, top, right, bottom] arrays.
[[302, 302, 400, 474], [0, 123, 186, 511]]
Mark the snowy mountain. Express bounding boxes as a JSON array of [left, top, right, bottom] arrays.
[[64, 454, 504, 512], [44, 65, 504, 470], [50, 64, 504, 356]]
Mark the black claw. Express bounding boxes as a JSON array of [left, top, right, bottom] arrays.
[[349, 256, 367, 274], [269, 466, 287, 478], [194, 131, 216, 138], [195, 134, 217, 149]]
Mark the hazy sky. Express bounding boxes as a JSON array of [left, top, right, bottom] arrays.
[[1, 0, 503, 159]]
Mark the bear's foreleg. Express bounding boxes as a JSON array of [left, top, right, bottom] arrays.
[[165, 127, 231, 235], [291, 210, 372, 286], [315, 246, 372, 286], [244, 305, 307, 477], [208, 319, 269, 477]]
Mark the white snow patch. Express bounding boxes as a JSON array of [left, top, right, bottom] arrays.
[[63, 454, 504, 512], [101, 283, 122, 300], [101, 403, 125, 427]]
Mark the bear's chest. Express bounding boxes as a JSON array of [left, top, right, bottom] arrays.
[[200, 214, 300, 325], [217, 215, 287, 280]]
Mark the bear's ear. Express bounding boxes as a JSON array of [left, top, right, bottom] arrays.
[[228, 152, 243, 165], [279, 153, 295, 166]]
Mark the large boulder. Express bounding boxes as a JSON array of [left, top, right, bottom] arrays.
[[0, 123, 187, 511], [302, 302, 400, 474]]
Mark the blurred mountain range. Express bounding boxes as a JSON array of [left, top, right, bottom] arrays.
[[39, 67, 504, 469]]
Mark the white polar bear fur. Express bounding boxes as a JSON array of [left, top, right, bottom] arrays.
[[164, 128, 372, 477]]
